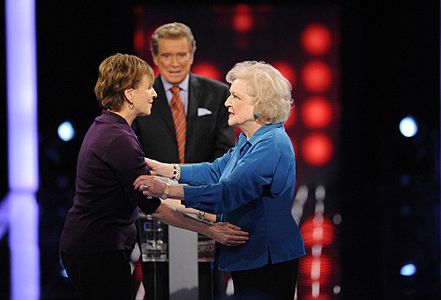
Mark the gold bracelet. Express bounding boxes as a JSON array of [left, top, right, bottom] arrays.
[[171, 163, 180, 181], [160, 182, 171, 200]]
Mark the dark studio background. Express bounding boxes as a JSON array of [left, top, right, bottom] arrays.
[[0, 0, 440, 299]]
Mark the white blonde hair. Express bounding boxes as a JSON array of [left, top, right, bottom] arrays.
[[226, 61, 293, 123]]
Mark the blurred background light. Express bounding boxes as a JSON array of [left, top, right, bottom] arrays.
[[232, 4, 253, 33], [192, 62, 222, 81], [301, 97, 332, 129], [57, 121, 75, 142], [301, 60, 332, 93], [400, 263, 416, 277], [301, 23, 332, 55], [301, 133, 333, 166], [399, 116, 418, 137]]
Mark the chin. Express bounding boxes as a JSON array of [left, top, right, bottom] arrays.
[[139, 110, 151, 117]]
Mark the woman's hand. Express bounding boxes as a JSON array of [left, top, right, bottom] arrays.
[[133, 175, 165, 198], [145, 158, 174, 178], [207, 222, 249, 246]]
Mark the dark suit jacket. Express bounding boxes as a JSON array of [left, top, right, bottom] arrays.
[[133, 73, 235, 163]]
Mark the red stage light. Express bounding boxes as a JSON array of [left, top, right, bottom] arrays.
[[233, 4, 253, 32], [299, 255, 332, 282], [303, 295, 331, 300], [301, 61, 331, 93], [272, 61, 296, 86], [192, 63, 222, 81], [300, 216, 335, 246], [301, 23, 332, 55], [301, 134, 333, 166], [133, 30, 144, 55], [301, 97, 332, 129]]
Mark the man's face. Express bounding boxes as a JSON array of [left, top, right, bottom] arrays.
[[153, 37, 194, 85]]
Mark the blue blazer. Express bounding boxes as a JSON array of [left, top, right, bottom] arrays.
[[181, 123, 305, 272]]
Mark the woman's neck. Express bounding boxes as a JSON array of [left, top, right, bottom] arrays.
[[241, 121, 263, 140], [107, 107, 135, 125]]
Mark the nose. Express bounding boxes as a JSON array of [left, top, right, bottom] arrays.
[[225, 95, 232, 107], [171, 55, 179, 66], [151, 88, 157, 98]]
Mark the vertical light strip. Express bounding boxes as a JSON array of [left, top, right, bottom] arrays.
[[6, 0, 38, 190], [6, 0, 40, 299]]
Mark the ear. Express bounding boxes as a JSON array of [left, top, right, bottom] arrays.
[[189, 51, 195, 65], [124, 88, 134, 101], [152, 55, 159, 66]]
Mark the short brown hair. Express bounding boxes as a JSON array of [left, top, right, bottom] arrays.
[[150, 22, 196, 56], [94, 53, 154, 110]]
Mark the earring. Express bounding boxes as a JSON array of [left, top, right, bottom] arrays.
[[129, 103, 134, 109]]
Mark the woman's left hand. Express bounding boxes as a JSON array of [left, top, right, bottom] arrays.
[[208, 222, 249, 246], [133, 175, 164, 197]]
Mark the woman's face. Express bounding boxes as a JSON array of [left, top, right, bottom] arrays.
[[132, 75, 157, 116], [225, 78, 256, 129]]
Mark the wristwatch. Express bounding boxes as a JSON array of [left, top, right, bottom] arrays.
[[160, 182, 172, 200], [198, 210, 205, 220]]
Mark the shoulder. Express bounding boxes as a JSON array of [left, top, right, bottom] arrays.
[[94, 119, 138, 147], [272, 126, 294, 156], [153, 76, 164, 89], [258, 125, 293, 155]]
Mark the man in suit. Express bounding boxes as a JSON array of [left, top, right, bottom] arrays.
[[132, 22, 235, 300]]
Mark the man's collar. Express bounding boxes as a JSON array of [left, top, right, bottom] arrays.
[[161, 74, 190, 91]]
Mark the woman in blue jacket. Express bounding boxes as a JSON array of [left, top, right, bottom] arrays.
[[134, 60, 305, 299]]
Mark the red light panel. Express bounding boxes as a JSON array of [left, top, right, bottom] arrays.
[[301, 134, 333, 166], [301, 97, 332, 129], [301, 61, 332, 93], [233, 5, 253, 32], [300, 217, 335, 246], [301, 23, 332, 55]]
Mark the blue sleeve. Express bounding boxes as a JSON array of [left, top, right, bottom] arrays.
[[183, 138, 280, 214], [180, 148, 234, 185]]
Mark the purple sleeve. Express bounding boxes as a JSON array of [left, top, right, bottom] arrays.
[[103, 134, 161, 214]]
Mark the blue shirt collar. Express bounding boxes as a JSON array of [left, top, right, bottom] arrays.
[[237, 123, 283, 146], [161, 74, 190, 91]]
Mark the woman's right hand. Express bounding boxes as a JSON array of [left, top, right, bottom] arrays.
[[145, 157, 174, 178]]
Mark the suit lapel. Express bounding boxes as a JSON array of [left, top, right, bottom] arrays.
[[187, 74, 200, 137], [153, 77, 176, 135]]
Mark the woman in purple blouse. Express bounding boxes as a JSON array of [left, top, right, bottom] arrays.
[[59, 53, 248, 300]]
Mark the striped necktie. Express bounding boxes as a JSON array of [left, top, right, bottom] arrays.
[[170, 86, 186, 163]]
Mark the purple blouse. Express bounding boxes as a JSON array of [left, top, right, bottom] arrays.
[[60, 110, 160, 256]]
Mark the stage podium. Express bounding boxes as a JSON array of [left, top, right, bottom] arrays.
[[137, 212, 217, 300]]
